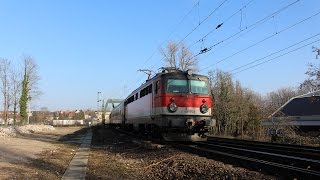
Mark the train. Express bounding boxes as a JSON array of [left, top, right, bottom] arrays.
[[108, 68, 216, 141], [101, 99, 123, 125], [262, 90, 320, 136]]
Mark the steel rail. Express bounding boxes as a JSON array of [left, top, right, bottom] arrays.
[[185, 144, 320, 178], [208, 136, 320, 153], [204, 140, 320, 160]]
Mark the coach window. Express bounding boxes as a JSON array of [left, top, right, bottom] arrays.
[[135, 93, 138, 100]]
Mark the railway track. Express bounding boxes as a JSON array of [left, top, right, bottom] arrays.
[[174, 137, 320, 179], [207, 136, 320, 161]]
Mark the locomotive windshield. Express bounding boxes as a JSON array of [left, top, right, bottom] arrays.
[[167, 79, 188, 93], [190, 80, 209, 94], [166, 78, 209, 94]]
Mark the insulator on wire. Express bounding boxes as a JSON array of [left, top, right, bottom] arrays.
[[200, 47, 208, 54], [216, 23, 223, 29]]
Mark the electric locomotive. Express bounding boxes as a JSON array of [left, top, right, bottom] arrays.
[[109, 68, 216, 141]]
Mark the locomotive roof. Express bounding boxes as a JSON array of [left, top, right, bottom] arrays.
[[150, 70, 208, 81]]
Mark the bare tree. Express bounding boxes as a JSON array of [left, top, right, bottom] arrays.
[[263, 87, 299, 118], [312, 46, 320, 59], [25, 56, 41, 100], [300, 47, 320, 92], [208, 70, 263, 138], [179, 44, 199, 71], [10, 67, 22, 124], [160, 41, 199, 72], [160, 41, 178, 69], [208, 70, 234, 136], [0, 59, 12, 125]]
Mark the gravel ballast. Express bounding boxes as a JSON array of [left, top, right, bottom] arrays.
[[87, 126, 276, 180]]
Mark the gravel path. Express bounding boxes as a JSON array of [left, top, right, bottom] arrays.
[[0, 126, 87, 179]]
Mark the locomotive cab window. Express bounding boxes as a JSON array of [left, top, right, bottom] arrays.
[[167, 79, 188, 93], [190, 80, 209, 94], [166, 78, 209, 94]]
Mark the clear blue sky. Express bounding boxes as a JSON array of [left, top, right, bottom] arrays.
[[0, 0, 319, 111]]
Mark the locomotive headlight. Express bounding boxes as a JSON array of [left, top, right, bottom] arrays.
[[200, 104, 209, 114], [168, 103, 178, 112]]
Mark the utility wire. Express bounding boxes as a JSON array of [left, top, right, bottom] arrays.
[[199, 9, 320, 72], [232, 38, 320, 74]]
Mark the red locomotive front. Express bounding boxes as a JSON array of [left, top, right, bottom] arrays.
[[152, 70, 215, 139]]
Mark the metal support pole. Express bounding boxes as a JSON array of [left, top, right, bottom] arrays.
[[97, 91, 101, 111]]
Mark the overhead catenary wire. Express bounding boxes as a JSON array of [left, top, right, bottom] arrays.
[[190, 0, 255, 48], [177, 0, 229, 45], [117, 0, 311, 99], [153, 0, 299, 71], [140, 0, 201, 67], [139, 0, 304, 82], [192, 0, 301, 59], [199, 9, 320, 72], [147, 0, 232, 72], [232, 38, 320, 74], [230, 32, 320, 73], [119, 1, 202, 98]]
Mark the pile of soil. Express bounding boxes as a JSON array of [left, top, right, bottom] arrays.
[[16, 124, 55, 134], [0, 126, 16, 137], [0, 125, 55, 138]]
